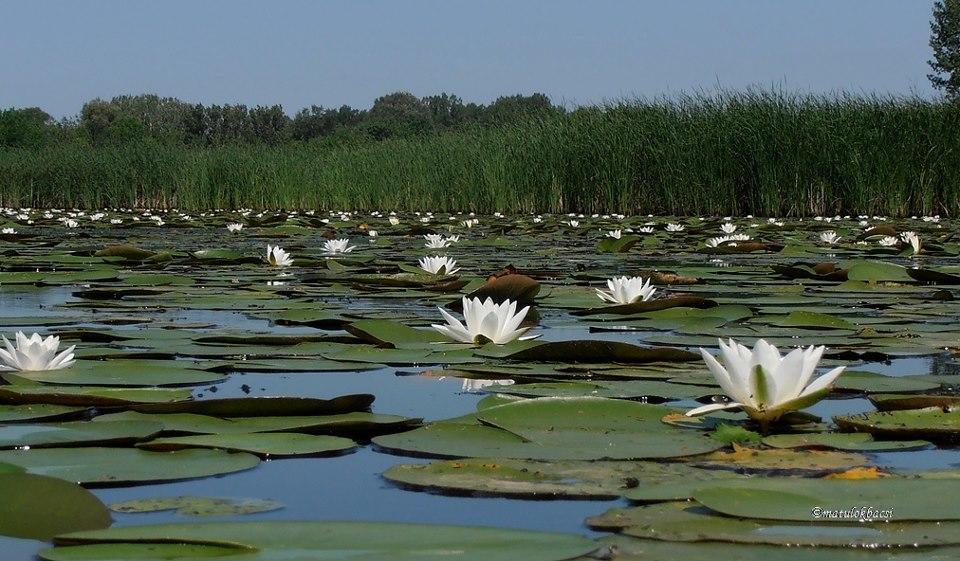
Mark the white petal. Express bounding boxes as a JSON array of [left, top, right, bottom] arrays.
[[685, 402, 744, 417]]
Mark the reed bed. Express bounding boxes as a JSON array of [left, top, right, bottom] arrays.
[[2, 91, 958, 215]]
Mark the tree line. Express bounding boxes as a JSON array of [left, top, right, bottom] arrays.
[[0, 91, 560, 149]]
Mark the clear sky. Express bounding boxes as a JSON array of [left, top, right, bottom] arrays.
[[0, 0, 938, 118]]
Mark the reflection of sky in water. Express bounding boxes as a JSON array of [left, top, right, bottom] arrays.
[[93, 450, 616, 536], [2, 284, 960, 561]]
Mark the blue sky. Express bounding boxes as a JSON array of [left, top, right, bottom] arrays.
[[0, 0, 937, 118]]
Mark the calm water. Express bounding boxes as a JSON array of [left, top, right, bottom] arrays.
[[2, 278, 959, 561]]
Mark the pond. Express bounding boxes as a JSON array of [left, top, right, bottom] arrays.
[[1, 210, 959, 560]]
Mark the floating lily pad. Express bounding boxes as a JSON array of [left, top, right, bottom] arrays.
[[0, 473, 111, 540], [505, 341, 699, 363], [846, 260, 912, 282], [0, 386, 193, 406], [42, 521, 599, 561], [869, 394, 960, 411], [694, 444, 868, 474], [693, 478, 960, 521], [833, 371, 941, 394], [0, 404, 89, 422], [590, 501, 960, 547], [835, 407, 960, 440], [132, 394, 375, 416], [95, 410, 418, 436], [0, 420, 161, 449], [110, 496, 283, 517], [5, 359, 225, 387], [762, 432, 930, 451], [601, 534, 960, 561], [137, 432, 356, 457], [0, 447, 259, 485]]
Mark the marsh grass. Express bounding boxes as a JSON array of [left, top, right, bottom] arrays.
[[2, 91, 958, 215]]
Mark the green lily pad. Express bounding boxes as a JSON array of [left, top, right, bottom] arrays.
[[694, 445, 868, 474], [42, 521, 599, 561], [0, 386, 193, 406], [137, 432, 356, 457], [132, 394, 375, 416], [762, 432, 931, 451], [95, 410, 418, 436], [505, 341, 699, 363], [5, 359, 225, 387], [846, 260, 912, 282], [590, 501, 960, 547], [0, 473, 111, 540], [373, 398, 723, 461], [0, 420, 161, 449], [765, 311, 857, 330], [601, 534, 960, 560], [693, 478, 960, 522], [346, 319, 445, 348], [0, 404, 89, 422], [834, 371, 941, 394], [384, 458, 639, 499], [0, 447, 259, 485], [869, 394, 960, 411], [110, 496, 283, 516], [835, 407, 960, 439]]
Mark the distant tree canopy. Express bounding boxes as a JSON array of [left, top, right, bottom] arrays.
[[0, 91, 560, 149], [929, 0, 960, 99]]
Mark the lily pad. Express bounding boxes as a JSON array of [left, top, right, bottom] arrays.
[[835, 407, 960, 440], [42, 521, 599, 561], [693, 478, 960, 521], [0, 404, 89, 422], [5, 359, 225, 387], [110, 496, 283, 517], [762, 432, 931, 451], [0, 473, 111, 540], [375, 398, 723, 460], [590, 501, 960, 547], [0, 420, 162, 449], [0, 447, 260, 485], [505, 341, 699, 363], [137, 432, 357, 457]]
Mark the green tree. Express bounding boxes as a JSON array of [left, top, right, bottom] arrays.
[[0, 107, 53, 148], [366, 91, 432, 139], [929, 0, 960, 99], [482, 93, 557, 124]]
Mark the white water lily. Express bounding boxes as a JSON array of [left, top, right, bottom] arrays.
[[567, 220, 580, 227], [1, 227, 16, 234], [637, 226, 654, 234], [424, 234, 451, 249], [686, 338, 845, 426], [665, 223, 684, 232], [819, 231, 840, 245], [419, 255, 460, 275], [878, 236, 898, 247], [63, 219, 79, 228], [705, 234, 751, 248], [226, 223, 243, 233], [901, 231, 921, 255], [388, 216, 401, 226], [266, 244, 293, 267], [432, 297, 536, 345], [596, 276, 656, 304], [0, 332, 76, 372], [607, 229, 623, 239], [720, 223, 737, 234], [323, 238, 356, 254], [367, 230, 378, 238]]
